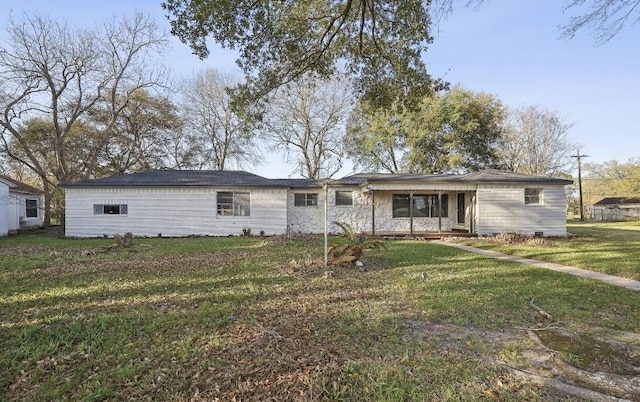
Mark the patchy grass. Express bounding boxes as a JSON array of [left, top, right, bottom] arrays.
[[453, 220, 640, 280], [1, 230, 639, 400]]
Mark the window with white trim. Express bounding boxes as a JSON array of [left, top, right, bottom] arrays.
[[335, 191, 353, 206], [94, 204, 128, 215], [524, 188, 543, 205], [25, 199, 38, 218], [294, 193, 318, 207], [217, 191, 250, 216]]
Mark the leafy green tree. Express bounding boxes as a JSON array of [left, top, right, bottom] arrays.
[[404, 86, 505, 173], [162, 0, 444, 107], [4, 119, 103, 223], [344, 101, 409, 173], [92, 89, 185, 175]]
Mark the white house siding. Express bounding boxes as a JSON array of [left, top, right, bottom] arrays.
[[287, 187, 372, 234], [475, 184, 567, 236], [6, 192, 44, 230], [0, 182, 9, 236], [65, 186, 288, 237]]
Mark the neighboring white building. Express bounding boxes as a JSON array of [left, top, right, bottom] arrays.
[[0, 175, 45, 236], [61, 169, 572, 238], [591, 197, 640, 221]]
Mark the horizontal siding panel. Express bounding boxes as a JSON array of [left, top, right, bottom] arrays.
[[65, 187, 287, 237], [476, 185, 567, 236]]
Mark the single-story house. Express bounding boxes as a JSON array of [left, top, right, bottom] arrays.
[[591, 197, 640, 221], [0, 175, 44, 236], [61, 169, 572, 238]]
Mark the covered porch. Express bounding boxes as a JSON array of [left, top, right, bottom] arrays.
[[361, 182, 478, 236]]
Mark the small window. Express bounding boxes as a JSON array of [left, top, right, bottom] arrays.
[[217, 191, 250, 216], [93, 204, 128, 215], [25, 199, 38, 218], [335, 191, 353, 206], [525, 188, 543, 205], [294, 193, 318, 207]]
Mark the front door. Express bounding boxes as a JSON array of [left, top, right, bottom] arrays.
[[457, 193, 465, 224]]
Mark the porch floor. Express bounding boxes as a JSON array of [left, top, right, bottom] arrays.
[[368, 230, 476, 240]]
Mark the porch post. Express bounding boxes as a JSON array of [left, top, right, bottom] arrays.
[[371, 190, 375, 235], [437, 190, 442, 233], [409, 191, 414, 235], [471, 191, 475, 234]]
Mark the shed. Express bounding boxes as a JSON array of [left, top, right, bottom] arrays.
[[0, 175, 44, 235], [591, 197, 640, 221]]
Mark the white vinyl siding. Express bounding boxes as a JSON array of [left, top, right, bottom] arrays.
[[476, 184, 567, 236], [65, 187, 287, 237]]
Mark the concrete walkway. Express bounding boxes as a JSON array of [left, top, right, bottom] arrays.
[[433, 241, 640, 292]]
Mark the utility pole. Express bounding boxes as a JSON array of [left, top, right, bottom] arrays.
[[571, 150, 589, 221]]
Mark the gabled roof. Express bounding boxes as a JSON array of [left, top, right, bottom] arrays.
[[62, 170, 284, 188], [0, 175, 43, 194], [594, 197, 640, 206]]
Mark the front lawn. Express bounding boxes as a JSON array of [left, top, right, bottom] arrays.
[[455, 220, 640, 280], [1, 231, 639, 400]]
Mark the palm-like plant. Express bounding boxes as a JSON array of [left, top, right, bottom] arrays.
[[328, 222, 387, 265]]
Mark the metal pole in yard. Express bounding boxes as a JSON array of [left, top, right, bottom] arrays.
[[324, 182, 328, 267], [571, 150, 589, 221]]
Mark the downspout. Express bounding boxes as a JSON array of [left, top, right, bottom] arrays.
[[409, 191, 414, 235], [438, 190, 442, 233]]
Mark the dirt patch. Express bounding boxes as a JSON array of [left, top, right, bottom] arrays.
[[405, 318, 640, 401]]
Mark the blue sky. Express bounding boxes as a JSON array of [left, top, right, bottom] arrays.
[[4, 0, 639, 178]]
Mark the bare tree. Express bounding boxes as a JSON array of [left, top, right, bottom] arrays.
[[0, 12, 169, 224], [431, 0, 639, 44], [263, 73, 352, 179], [180, 68, 259, 170], [498, 105, 577, 176], [560, 0, 640, 44]]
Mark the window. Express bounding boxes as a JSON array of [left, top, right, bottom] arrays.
[[525, 188, 543, 205], [25, 199, 38, 218], [294, 193, 318, 207], [217, 191, 250, 216], [335, 191, 353, 206], [392, 194, 448, 218], [93, 204, 128, 215]]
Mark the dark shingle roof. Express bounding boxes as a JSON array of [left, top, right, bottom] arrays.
[[61, 169, 573, 188], [62, 170, 284, 188], [458, 169, 573, 184], [272, 178, 323, 188], [336, 169, 572, 185], [594, 197, 640, 206], [0, 175, 43, 194]]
